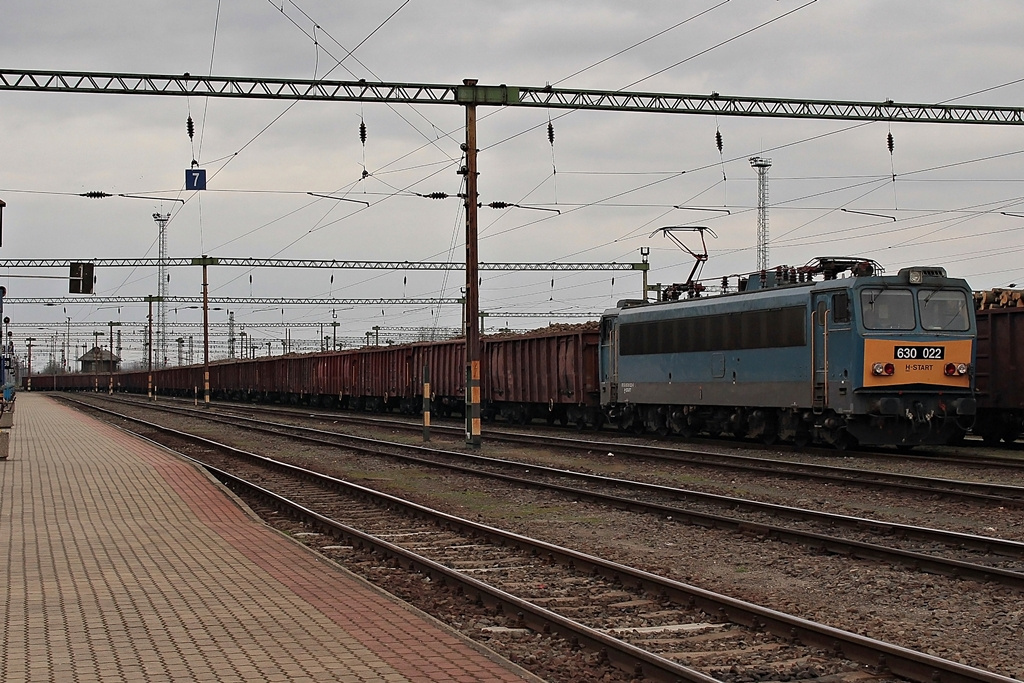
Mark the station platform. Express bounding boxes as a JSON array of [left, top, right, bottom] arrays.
[[0, 394, 541, 683]]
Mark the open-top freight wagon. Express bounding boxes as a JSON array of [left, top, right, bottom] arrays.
[[973, 290, 1024, 444], [34, 325, 603, 428]]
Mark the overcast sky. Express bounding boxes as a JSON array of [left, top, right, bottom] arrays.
[[3, 1, 1024, 367]]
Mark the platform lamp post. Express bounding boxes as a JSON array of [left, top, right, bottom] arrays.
[[192, 256, 219, 408], [25, 337, 35, 391]]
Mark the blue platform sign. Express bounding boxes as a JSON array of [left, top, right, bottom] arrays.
[[185, 168, 207, 191]]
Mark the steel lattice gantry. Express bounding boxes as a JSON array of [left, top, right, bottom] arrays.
[[3, 296, 462, 306], [3, 69, 1024, 124], [0, 258, 645, 271]]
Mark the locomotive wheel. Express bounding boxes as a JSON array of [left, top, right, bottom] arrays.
[[793, 432, 810, 448]]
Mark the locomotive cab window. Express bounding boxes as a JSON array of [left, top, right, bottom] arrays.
[[831, 292, 851, 324], [918, 289, 970, 331], [860, 288, 915, 330]]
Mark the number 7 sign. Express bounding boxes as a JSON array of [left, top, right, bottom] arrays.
[[185, 168, 207, 190]]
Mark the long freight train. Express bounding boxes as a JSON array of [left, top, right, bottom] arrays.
[[30, 258, 987, 448]]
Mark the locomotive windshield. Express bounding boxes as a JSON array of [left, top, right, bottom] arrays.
[[860, 289, 915, 330], [859, 287, 971, 331], [918, 289, 970, 331]]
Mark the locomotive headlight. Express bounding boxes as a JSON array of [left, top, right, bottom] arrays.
[[873, 362, 895, 376], [908, 269, 923, 284], [942, 362, 966, 378], [943, 363, 968, 376], [944, 363, 957, 376]]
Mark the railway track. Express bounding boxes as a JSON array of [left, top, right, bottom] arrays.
[[70, 394, 1024, 586], [69, 390, 1024, 466], [66, 396, 1017, 683], [105, 394, 1024, 500]]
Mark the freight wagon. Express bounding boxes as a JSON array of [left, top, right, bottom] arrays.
[[973, 304, 1024, 444], [32, 326, 602, 427]]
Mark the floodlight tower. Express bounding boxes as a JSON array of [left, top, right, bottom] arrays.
[[749, 157, 772, 271], [153, 212, 170, 367]]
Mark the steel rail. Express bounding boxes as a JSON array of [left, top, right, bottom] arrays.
[[155, 397, 1024, 505], [69, 396, 1018, 683], [85, 395, 1024, 584], [484, 429, 1024, 504]]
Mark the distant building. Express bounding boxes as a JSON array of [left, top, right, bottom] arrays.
[[78, 346, 120, 373]]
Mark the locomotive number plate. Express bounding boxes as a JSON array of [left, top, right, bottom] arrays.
[[894, 345, 944, 360]]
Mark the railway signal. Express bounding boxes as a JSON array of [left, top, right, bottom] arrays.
[[69, 262, 94, 294]]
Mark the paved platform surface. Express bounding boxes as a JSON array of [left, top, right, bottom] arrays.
[[0, 393, 540, 682]]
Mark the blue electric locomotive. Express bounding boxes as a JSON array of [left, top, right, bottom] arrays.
[[599, 258, 976, 448]]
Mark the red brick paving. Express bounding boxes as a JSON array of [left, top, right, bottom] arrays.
[[0, 394, 539, 682]]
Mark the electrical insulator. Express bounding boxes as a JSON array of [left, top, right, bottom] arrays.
[[80, 191, 111, 199], [547, 121, 554, 145], [424, 192, 448, 200], [186, 116, 195, 140], [887, 132, 894, 154], [487, 202, 512, 209], [716, 129, 723, 153], [359, 120, 367, 145]]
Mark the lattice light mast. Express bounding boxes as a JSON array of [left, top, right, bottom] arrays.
[[153, 212, 170, 367], [749, 157, 772, 271]]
